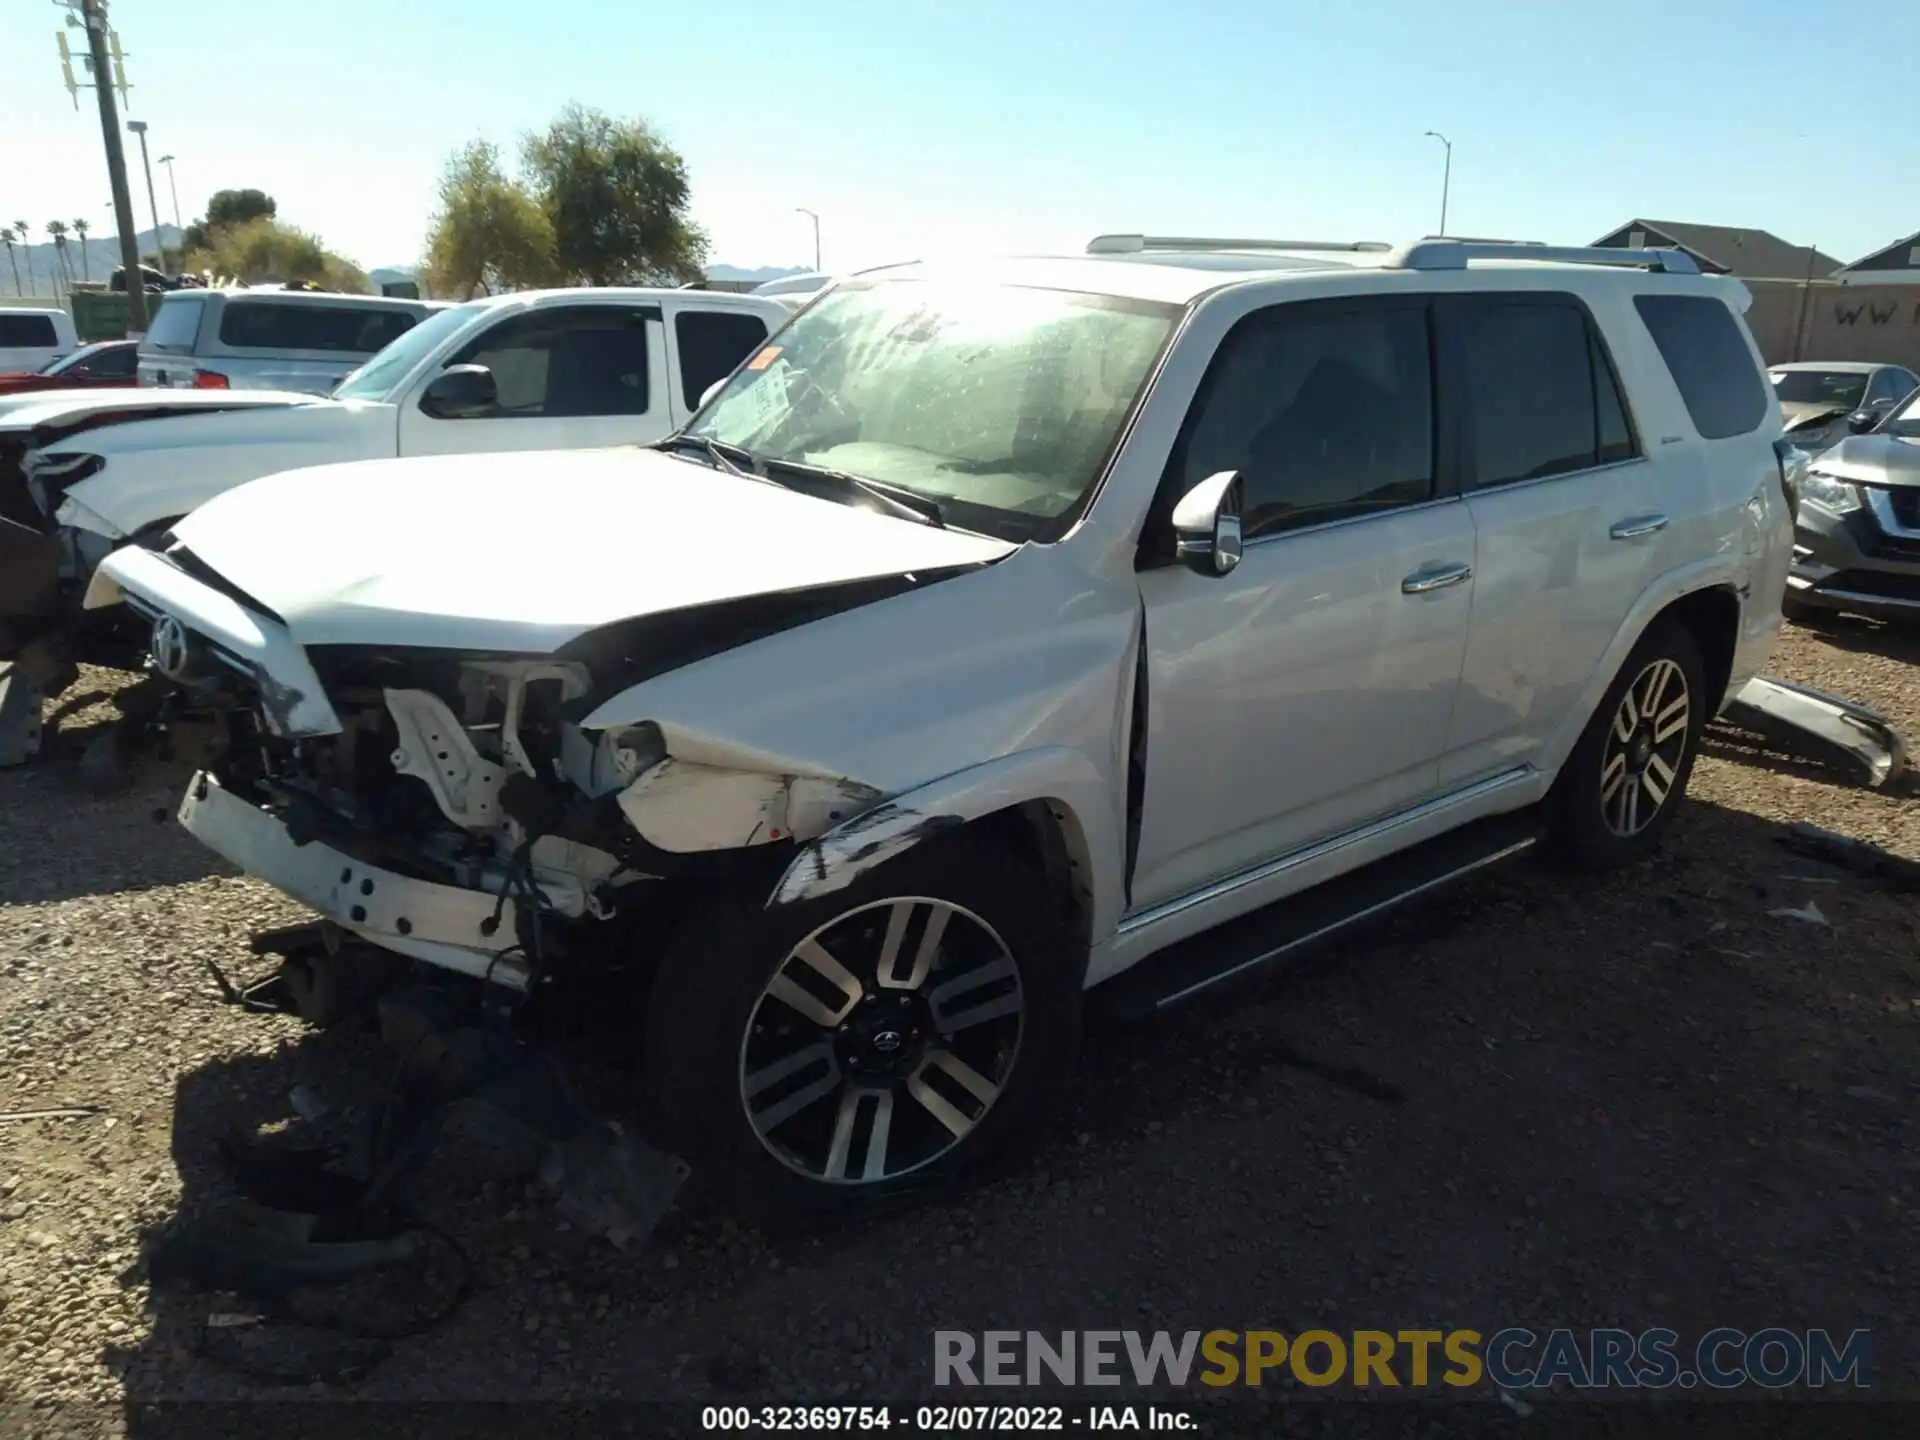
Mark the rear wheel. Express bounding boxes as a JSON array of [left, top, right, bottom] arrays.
[[643, 833, 1083, 1220], [1549, 621, 1707, 869]]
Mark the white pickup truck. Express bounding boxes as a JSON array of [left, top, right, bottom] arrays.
[[0, 286, 797, 761]]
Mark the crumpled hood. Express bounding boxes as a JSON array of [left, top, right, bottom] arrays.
[[0, 386, 315, 433], [1805, 432, 1920, 488], [168, 447, 1016, 651], [1780, 400, 1849, 432]]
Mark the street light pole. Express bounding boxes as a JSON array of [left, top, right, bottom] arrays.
[[1423, 130, 1452, 237], [157, 153, 182, 234], [795, 207, 821, 272], [126, 119, 164, 265], [68, 0, 146, 328]]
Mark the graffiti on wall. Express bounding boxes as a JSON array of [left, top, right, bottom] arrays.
[[1833, 298, 1920, 328]]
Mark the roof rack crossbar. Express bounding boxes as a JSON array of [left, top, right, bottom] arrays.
[[1389, 241, 1700, 275], [1087, 234, 1393, 256]]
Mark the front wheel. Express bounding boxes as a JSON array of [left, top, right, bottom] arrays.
[[1548, 621, 1707, 869], [643, 833, 1083, 1220]]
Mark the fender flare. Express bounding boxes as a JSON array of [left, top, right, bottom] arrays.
[[765, 745, 1121, 928], [1539, 554, 1746, 778]]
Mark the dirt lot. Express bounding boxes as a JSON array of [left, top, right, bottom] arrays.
[[1, 621, 1916, 1429]]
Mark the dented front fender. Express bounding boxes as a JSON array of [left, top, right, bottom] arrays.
[[766, 746, 1120, 920]]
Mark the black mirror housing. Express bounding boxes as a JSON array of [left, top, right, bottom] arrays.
[[420, 364, 498, 420]]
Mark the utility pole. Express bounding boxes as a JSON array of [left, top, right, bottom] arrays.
[[57, 0, 147, 329], [796, 207, 821, 271], [158, 153, 182, 234], [1423, 131, 1452, 238], [127, 119, 165, 267]]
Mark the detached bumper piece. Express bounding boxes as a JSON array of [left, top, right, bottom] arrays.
[[179, 772, 535, 988], [1720, 676, 1908, 789]]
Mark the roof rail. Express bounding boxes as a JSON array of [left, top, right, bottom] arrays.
[[1389, 240, 1700, 275], [1088, 234, 1392, 256]]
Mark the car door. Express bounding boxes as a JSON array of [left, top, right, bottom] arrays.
[[396, 303, 670, 457], [663, 302, 774, 429], [1438, 291, 1670, 786], [1130, 294, 1477, 910]]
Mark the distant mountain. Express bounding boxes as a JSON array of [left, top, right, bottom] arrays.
[[370, 267, 416, 286], [706, 263, 810, 283], [1, 226, 185, 293]]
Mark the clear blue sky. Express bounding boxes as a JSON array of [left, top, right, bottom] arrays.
[[5, 0, 1914, 275]]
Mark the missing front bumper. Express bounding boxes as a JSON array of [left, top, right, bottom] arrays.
[[179, 772, 533, 989]]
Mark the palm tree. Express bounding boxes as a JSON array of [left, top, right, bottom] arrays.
[[13, 222, 32, 295], [1, 227, 19, 296], [72, 217, 91, 282], [47, 222, 72, 293]]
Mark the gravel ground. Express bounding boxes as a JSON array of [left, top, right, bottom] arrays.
[[1, 620, 1916, 1428]]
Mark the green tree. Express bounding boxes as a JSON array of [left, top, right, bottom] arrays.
[[182, 187, 276, 253], [182, 216, 369, 293], [14, 221, 34, 295], [421, 140, 560, 299], [46, 221, 71, 289], [522, 104, 707, 285], [71, 217, 91, 281]]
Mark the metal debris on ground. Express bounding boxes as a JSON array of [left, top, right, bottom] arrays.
[[0, 1106, 107, 1123], [1768, 900, 1832, 928], [1720, 676, 1909, 789]]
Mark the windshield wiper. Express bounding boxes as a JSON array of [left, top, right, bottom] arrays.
[[655, 432, 757, 477], [757, 456, 946, 528]]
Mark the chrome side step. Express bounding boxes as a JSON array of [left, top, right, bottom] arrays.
[[1094, 808, 1545, 1019], [1719, 676, 1908, 789]]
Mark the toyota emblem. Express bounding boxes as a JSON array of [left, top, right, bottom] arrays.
[[150, 615, 193, 680]]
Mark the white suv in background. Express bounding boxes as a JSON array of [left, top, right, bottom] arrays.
[[90, 235, 1793, 1217]]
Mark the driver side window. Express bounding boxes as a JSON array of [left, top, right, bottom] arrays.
[[1165, 300, 1435, 540], [443, 307, 652, 418]]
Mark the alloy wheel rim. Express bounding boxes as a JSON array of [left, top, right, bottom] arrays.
[[738, 897, 1025, 1185], [1600, 657, 1690, 837]]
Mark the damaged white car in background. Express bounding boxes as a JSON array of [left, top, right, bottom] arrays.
[[88, 240, 1792, 1218]]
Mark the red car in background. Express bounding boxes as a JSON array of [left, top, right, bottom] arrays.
[[0, 341, 140, 396]]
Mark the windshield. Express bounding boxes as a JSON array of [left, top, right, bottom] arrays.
[[686, 280, 1177, 539], [1882, 387, 1920, 437], [331, 302, 488, 400], [1770, 370, 1868, 409]]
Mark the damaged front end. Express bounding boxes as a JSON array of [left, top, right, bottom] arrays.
[[183, 643, 884, 989]]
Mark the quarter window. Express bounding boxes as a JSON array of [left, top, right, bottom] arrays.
[[445, 307, 651, 418], [1169, 303, 1434, 539], [1632, 294, 1769, 440]]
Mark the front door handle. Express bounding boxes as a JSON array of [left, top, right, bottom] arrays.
[[1610, 513, 1669, 540], [1402, 561, 1473, 594]]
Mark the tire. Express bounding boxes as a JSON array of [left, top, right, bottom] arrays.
[[1547, 620, 1707, 870], [643, 831, 1083, 1223]]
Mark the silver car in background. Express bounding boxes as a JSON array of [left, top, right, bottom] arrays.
[[1772, 361, 1920, 457], [137, 289, 440, 395]]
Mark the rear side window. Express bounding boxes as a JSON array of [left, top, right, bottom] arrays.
[[1170, 301, 1433, 538], [1458, 297, 1638, 488], [218, 301, 419, 354], [142, 297, 205, 353], [1633, 294, 1768, 439], [675, 310, 769, 408], [0, 314, 59, 347]]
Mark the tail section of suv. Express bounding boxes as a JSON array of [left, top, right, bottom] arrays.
[[137, 289, 437, 394], [87, 236, 1790, 1216]]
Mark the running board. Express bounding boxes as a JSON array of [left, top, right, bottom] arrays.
[[1094, 809, 1546, 1019]]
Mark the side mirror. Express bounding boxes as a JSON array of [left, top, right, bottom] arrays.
[[419, 364, 498, 420], [698, 378, 727, 411], [1848, 406, 1884, 434], [1171, 470, 1244, 577]]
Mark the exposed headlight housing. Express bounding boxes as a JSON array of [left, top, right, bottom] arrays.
[[1798, 470, 1861, 515]]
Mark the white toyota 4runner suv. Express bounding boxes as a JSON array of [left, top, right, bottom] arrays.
[[89, 236, 1793, 1216]]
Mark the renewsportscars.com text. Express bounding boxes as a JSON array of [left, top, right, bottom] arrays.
[[934, 1328, 1872, 1391]]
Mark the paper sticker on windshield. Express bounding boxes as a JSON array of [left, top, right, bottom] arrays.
[[743, 358, 790, 432], [745, 346, 783, 372]]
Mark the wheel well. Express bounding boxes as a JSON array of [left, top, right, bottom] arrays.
[[1657, 586, 1740, 709], [968, 801, 1094, 948]]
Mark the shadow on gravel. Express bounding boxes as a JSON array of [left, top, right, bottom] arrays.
[[1784, 611, 1920, 664], [99, 793, 1917, 1418], [0, 753, 231, 906]]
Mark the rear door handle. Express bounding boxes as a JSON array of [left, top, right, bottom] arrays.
[[1402, 561, 1473, 594], [1610, 513, 1669, 540]]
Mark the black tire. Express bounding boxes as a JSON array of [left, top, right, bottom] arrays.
[[1547, 620, 1707, 870], [643, 831, 1083, 1223]]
